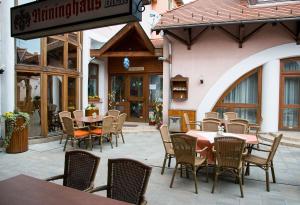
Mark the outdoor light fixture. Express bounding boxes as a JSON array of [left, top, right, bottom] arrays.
[[123, 57, 130, 70], [0, 65, 5, 74]]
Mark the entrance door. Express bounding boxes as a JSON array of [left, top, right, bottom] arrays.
[[128, 75, 145, 121]]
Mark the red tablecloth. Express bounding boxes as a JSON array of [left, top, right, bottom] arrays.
[[186, 130, 258, 164]]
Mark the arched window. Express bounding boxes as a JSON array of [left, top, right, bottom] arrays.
[[213, 68, 262, 124]]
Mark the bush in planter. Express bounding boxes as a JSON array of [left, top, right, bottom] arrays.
[[153, 100, 163, 128], [1, 111, 30, 148], [85, 104, 99, 116]]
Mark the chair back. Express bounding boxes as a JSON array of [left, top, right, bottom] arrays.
[[59, 111, 71, 131], [63, 150, 100, 191], [183, 113, 191, 131], [171, 134, 197, 165], [108, 109, 120, 121], [202, 118, 221, 123], [159, 125, 174, 155], [267, 134, 283, 163], [214, 136, 246, 169], [116, 113, 127, 131], [107, 158, 152, 205], [205, 112, 219, 119], [226, 123, 247, 134], [62, 116, 74, 136], [102, 116, 114, 135], [73, 110, 84, 128], [202, 120, 220, 132], [230, 118, 249, 126], [223, 112, 237, 120]]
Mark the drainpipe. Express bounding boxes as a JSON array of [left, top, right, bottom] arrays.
[[165, 35, 173, 108]]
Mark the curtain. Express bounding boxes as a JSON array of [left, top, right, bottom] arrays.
[[283, 108, 299, 128], [284, 78, 300, 104], [284, 61, 300, 72]]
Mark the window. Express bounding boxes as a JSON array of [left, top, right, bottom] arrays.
[[68, 43, 78, 70], [249, 0, 299, 5], [47, 37, 64, 68], [88, 63, 99, 97], [68, 77, 77, 112], [213, 68, 262, 123], [16, 39, 41, 65]]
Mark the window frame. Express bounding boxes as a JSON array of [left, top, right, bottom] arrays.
[[88, 63, 99, 98]]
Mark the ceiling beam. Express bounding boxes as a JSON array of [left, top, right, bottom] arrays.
[[164, 30, 189, 48]]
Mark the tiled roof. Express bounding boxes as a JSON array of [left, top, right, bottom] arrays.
[[151, 38, 164, 48], [154, 0, 300, 30]]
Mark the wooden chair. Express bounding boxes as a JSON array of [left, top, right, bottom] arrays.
[[108, 109, 120, 122], [183, 112, 201, 131], [226, 122, 247, 134], [159, 125, 175, 175], [170, 134, 208, 194], [58, 111, 71, 144], [46, 150, 100, 192], [223, 112, 238, 120], [205, 112, 219, 119], [243, 133, 283, 192], [202, 117, 221, 123], [211, 137, 246, 198], [90, 116, 114, 152], [73, 110, 85, 128], [90, 158, 152, 205], [61, 117, 90, 151], [111, 113, 127, 147], [202, 120, 220, 132]]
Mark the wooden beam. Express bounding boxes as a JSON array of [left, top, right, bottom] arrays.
[[101, 51, 155, 57], [279, 22, 297, 41], [296, 21, 300, 45], [164, 30, 189, 48], [238, 24, 245, 48], [191, 27, 208, 44], [218, 26, 240, 45], [243, 23, 266, 42], [187, 28, 192, 50]]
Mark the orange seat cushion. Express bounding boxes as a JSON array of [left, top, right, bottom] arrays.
[[74, 130, 90, 139], [90, 128, 102, 135]]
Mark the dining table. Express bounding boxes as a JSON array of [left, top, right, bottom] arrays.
[[0, 175, 132, 205], [76, 115, 103, 124], [186, 130, 258, 164]]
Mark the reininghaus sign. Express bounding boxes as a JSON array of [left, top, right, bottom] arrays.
[[11, 0, 144, 40]]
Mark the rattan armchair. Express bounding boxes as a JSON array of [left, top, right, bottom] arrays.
[[62, 117, 90, 151], [108, 109, 120, 122], [111, 113, 127, 147], [90, 116, 114, 152], [226, 122, 247, 134], [211, 136, 246, 198], [159, 125, 175, 175], [243, 133, 283, 192], [46, 150, 100, 192], [90, 158, 152, 205], [170, 134, 208, 194], [223, 112, 238, 120], [201, 120, 220, 132], [202, 117, 221, 123], [58, 111, 71, 144], [230, 119, 249, 133], [205, 112, 219, 119], [183, 113, 201, 131], [73, 110, 85, 128]]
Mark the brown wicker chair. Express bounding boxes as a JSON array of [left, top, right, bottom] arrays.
[[90, 158, 152, 205], [159, 125, 175, 175], [58, 111, 71, 144], [46, 150, 100, 192], [111, 113, 127, 147], [243, 133, 283, 192], [73, 110, 85, 128], [211, 136, 246, 198], [202, 120, 220, 132], [205, 112, 219, 119], [170, 134, 208, 194], [202, 117, 221, 123], [223, 112, 238, 120], [226, 122, 247, 134], [62, 117, 90, 151], [90, 116, 114, 152], [231, 119, 249, 133], [108, 109, 120, 122], [183, 112, 201, 131]]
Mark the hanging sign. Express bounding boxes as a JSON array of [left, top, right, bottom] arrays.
[[11, 0, 144, 40]]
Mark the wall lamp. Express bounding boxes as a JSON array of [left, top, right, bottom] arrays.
[[0, 65, 5, 74], [158, 56, 171, 63]]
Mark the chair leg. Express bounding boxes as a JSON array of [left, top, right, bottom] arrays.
[[238, 170, 244, 198], [270, 161, 276, 183], [109, 134, 113, 149], [60, 133, 64, 144], [170, 163, 178, 188], [192, 166, 198, 194], [211, 168, 219, 194], [115, 134, 118, 147], [168, 156, 172, 167], [121, 131, 125, 143], [161, 153, 168, 175], [242, 162, 245, 185], [206, 160, 209, 183], [99, 136, 103, 152], [265, 168, 270, 192], [63, 136, 69, 151]]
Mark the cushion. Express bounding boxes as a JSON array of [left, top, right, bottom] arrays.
[[74, 130, 90, 138], [90, 128, 102, 135]]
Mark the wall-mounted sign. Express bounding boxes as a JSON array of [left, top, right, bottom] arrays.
[[128, 66, 144, 71], [11, 0, 143, 40]]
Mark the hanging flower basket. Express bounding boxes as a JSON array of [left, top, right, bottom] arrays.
[[2, 112, 30, 153]]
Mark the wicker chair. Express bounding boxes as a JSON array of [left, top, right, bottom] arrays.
[[170, 134, 208, 194], [46, 150, 100, 192], [183, 113, 201, 131], [58, 111, 71, 144], [159, 125, 175, 175], [201, 120, 220, 132], [243, 133, 283, 192], [73, 110, 85, 128], [90, 158, 152, 205], [226, 122, 247, 134], [205, 112, 219, 119], [223, 112, 238, 120], [62, 117, 90, 151], [202, 117, 221, 123], [211, 137, 246, 198], [231, 119, 249, 133], [90, 116, 114, 152], [111, 113, 127, 147], [108, 109, 120, 122]]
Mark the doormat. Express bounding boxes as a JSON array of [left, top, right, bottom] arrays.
[[124, 124, 138, 127]]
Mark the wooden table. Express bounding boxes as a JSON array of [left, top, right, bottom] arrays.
[[0, 175, 132, 205], [77, 115, 103, 124]]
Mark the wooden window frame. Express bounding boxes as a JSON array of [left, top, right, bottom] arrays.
[[213, 67, 262, 124], [88, 63, 99, 99]]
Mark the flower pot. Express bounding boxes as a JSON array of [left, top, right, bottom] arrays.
[[5, 117, 29, 154], [85, 109, 99, 117]]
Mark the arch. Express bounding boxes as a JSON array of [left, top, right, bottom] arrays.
[[197, 43, 300, 120]]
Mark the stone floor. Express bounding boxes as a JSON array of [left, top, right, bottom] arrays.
[[0, 131, 300, 205]]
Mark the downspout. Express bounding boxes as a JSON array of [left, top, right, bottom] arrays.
[[165, 35, 173, 109]]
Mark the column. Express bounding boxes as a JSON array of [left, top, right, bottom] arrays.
[[261, 59, 280, 132], [82, 31, 91, 110]]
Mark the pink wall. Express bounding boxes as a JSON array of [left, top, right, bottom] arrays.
[[165, 23, 294, 111]]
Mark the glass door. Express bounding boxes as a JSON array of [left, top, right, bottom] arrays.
[[128, 75, 145, 121], [110, 75, 127, 114]]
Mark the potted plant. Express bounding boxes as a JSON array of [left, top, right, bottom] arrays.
[[1, 111, 30, 153], [88, 95, 101, 103], [153, 100, 163, 129], [85, 103, 99, 116]]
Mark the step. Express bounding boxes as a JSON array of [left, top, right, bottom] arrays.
[[259, 133, 300, 148]]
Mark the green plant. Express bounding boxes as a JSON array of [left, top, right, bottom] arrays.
[[1, 111, 30, 148], [108, 91, 116, 110], [152, 100, 163, 126], [85, 103, 99, 110]]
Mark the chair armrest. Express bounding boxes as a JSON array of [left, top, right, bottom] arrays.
[[211, 146, 216, 153], [45, 174, 64, 181], [242, 148, 248, 156], [83, 183, 94, 192], [251, 147, 271, 152], [89, 185, 108, 193], [196, 146, 208, 153], [163, 140, 172, 143]]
